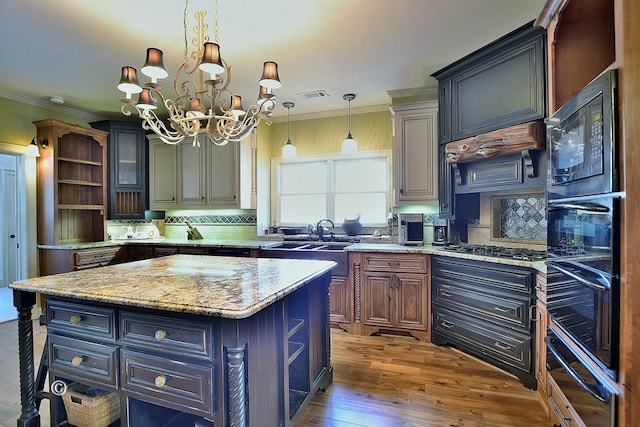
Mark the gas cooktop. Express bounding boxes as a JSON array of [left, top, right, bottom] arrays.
[[442, 244, 546, 262]]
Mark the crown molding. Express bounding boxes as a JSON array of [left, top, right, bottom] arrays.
[[271, 103, 389, 123], [0, 90, 103, 122], [386, 87, 437, 99]]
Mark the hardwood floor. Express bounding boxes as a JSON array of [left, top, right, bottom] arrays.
[[0, 322, 549, 427], [294, 330, 550, 427]]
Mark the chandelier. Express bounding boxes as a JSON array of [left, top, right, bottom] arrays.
[[117, 0, 281, 146]]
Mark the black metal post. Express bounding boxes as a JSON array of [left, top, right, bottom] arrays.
[[13, 290, 40, 427]]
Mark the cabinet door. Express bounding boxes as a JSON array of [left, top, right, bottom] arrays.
[[438, 144, 454, 218], [362, 272, 393, 327], [329, 276, 351, 325], [178, 143, 206, 205], [395, 273, 427, 329], [149, 140, 176, 209], [432, 24, 545, 142], [391, 102, 439, 205], [206, 141, 239, 207]]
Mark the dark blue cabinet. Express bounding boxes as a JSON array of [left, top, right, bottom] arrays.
[[432, 22, 546, 144]]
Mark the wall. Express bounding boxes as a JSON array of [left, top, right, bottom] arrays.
[[267, 108, 393, 158]]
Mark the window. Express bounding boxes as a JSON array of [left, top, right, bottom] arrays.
[[273, 151, 392, 226]]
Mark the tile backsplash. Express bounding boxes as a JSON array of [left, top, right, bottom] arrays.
[[468, 192, 546, 250]]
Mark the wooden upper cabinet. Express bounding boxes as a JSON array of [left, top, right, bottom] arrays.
[[90, 120, 148, 219], [148, 132, 256, 210], [432, 22, 546, 144], [390, 101, 439, 205], [536, 0, 617, 113], [34, 119, 108, 245]]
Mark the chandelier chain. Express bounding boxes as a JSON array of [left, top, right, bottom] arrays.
[[214, 0, 219, 43], [183, 0, 189, 65]]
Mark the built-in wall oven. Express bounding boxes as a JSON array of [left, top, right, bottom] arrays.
[[546, 69, 620, 426]]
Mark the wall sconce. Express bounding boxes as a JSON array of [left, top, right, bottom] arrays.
[[25, 137, 49, 158]]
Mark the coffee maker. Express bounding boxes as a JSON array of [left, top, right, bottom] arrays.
[[432, 218, 449, 246]]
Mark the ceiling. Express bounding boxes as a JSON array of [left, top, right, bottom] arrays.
[[0, 0, 546, 121]]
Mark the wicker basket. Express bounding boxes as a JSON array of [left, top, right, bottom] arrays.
[[62, 383, 120, 427]]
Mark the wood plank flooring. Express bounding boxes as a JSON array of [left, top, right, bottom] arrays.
[[0, 322, 550, 426], [293, 330, 550, 427]]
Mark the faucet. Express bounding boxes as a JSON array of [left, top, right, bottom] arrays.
[[316, 219, 335, 241]]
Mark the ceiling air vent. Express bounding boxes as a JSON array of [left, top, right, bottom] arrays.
[[297, 90, 329, 99]]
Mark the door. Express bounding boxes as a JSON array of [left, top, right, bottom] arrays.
[[1, 165, 18, 288]]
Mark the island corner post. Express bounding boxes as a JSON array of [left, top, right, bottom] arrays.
[[10, 255, 335, 427], [13, 289, 40, 427]]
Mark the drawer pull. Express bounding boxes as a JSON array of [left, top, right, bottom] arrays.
[[154, 329, 167, 341], [494, 306, 510, 313], [441, 291, 453, 297], [154, 375, 167, 388], [387, 262, 400, 267], [71, 356, 83, 367], [494, 341, 512, 351], [69, 315, 82, 325], [441, 320, 454, 329]]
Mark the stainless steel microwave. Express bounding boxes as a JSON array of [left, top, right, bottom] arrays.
[[398, 213, 423, 245]]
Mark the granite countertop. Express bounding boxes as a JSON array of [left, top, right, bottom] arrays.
[[36, 238, 545, 272], [10, 255, 336, 318], [37, 238, 274, 250]]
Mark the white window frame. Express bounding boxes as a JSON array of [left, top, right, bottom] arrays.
[[271, 150, 393, 227]]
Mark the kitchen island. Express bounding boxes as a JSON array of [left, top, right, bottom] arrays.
[[11, 255, 335, 427]]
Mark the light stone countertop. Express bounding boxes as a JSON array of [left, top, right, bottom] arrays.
[[36, 238, 546, 273], [37, 238, 275, 250], [10, 255, 336, 318]]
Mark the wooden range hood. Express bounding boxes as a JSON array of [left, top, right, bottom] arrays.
[[444, 120, 545, 184]]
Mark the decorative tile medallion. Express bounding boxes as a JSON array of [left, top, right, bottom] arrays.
[[490, 194, 546, 243]]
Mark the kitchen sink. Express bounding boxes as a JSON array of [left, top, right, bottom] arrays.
[[259, 242, 351, 276]]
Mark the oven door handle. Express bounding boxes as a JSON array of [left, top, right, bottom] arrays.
[[545, 336, 611, 403], [546, 202, 610, 212], [546, 260, 611, 291]]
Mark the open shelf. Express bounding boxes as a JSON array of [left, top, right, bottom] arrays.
[[288, 318, 305, 339], [58, 179, 103, 187], [58, 156, 103, 166], [288, 341, 305, 365]]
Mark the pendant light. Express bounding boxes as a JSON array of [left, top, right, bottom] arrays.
[[282, 102, 297, 159], [341, 93, 358, 154]]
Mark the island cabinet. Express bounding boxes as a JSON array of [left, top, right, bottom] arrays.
[[389, 101, 439, 205], [11, 255, 333, 427], [90, 120, 148, 219], [355, 252, 430, 342], [149, 132, 256, 211], [431, 256, 537, 389]]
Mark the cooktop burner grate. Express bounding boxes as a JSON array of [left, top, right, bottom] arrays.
[[442, 244, 546, 261]]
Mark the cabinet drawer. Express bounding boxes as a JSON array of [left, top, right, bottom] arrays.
[[433, 279, 531, 332], [363, 254, 428, 273], [432, 256, 535, 294], [121, 350, 214, 413], [120, 312, 214, 361], [49, 334, 118, 388], [432, 306, 531, 372], [47, 300, 117, 342], [74, 247, 121, 269]]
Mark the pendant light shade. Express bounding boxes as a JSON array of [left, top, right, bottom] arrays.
[[282, 102, 297, 159], [341, 93, 358, 154]]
